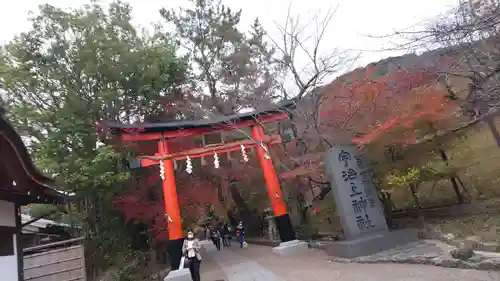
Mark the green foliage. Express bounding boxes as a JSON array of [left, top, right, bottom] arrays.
[[294, 224, 318, 240], [100, 266, 134, 281], [361, 107, 468, 193], [386, 167, 422, 191], [28, 204, 59, 218], [0, 1, 188, 277], [0, 0, 337, 276], [161, 0, 282, 114]]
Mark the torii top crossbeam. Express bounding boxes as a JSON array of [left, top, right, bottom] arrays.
[[105, 100, 295, 142]]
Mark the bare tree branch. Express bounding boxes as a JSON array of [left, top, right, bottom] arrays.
[[268, 3, 354, 101]]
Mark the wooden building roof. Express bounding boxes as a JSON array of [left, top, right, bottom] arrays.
[[0, 111, 68, 205]]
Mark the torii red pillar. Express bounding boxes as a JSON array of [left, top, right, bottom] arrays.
[[252, 125, 296, 242], [158, 138, 183, 239], [157, 138, 184, 269]]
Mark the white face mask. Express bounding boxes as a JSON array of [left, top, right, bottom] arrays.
[[187, 234, 194, 239]]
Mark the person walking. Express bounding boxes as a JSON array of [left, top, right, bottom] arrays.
[[225, 223, 232, 247], [182, 229, 202, 281], [221, 224, 231, 247], [205, 226, 211, 241], [220, 225, 227, 248], [211, 227, 221, 251], [236, 221, 245, 248], [208, 226, 216, 247]]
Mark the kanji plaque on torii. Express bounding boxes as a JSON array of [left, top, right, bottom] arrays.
[[105, 100, 307, 274]]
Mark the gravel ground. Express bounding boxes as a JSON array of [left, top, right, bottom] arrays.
[[231, 244, 500, 281], [328, 240, 500, 271]]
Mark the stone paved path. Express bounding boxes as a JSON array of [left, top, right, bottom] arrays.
[[209, 247, 285, 281], [198, 248, 226, 281], [202, 244, 500, 281]]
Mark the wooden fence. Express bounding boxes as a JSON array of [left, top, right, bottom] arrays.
[[23, 237, 86, 281]]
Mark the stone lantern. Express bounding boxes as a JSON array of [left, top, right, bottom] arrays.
[[263, 207, 279, 241]]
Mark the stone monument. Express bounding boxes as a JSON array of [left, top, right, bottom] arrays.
[[324, 144, 417, 258]]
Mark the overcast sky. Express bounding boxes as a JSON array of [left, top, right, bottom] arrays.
[[0, 0, 460, 81]]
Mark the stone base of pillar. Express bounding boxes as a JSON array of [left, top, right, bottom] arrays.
[[275, 214, 296, 242], [272, 239, 309, 256], [166, 238, 184, 270], [163, 269, 191, 281], [325, 228, 418, 258]]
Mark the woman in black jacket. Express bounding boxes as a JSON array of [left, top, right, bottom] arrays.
[[211, 228, 221, 251]]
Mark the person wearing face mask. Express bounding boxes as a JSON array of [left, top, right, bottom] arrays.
[[182, 229, 202, 281], [236, 221, 245, 248], [210, 227, 222, 251]]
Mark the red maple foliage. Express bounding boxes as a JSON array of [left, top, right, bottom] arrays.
[[113, 171, 221, 241], [111, 133, 224, 240], [317, 65, 441, 145], [351, 85, 457, 147], [279, 60, 454, 180]]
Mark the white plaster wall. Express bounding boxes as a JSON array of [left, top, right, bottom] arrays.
[[0, 200, 15, 227], [0, 200, 19, 281]]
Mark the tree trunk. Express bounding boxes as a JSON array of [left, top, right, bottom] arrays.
[[380, 192, 395, 228], [228, 181, 259, 235], [485, 116, 500, 149], [409, 184, 421, 209], [438, 148, 464, 204], [409, 184, 426, 226]]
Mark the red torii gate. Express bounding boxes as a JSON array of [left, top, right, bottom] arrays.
[[106, 101, 298, 269]]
